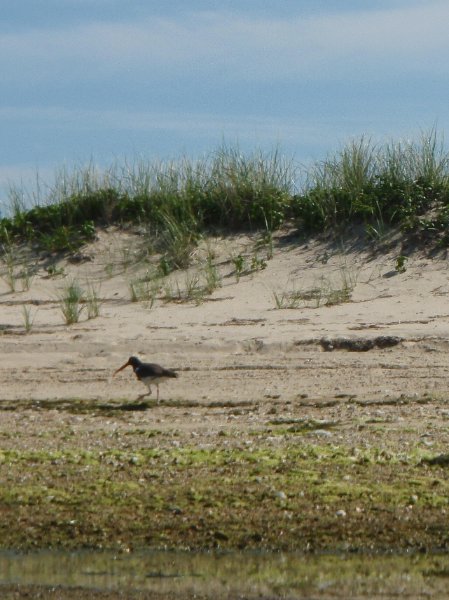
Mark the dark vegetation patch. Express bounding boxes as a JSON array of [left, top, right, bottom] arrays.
[[268, 417, 339, 432], [421, 454, 449, 467], [320, 335, 403, 352], [0, 398, 255, 416], [0, 393, 447, 556], [0, 442, 448, 553]]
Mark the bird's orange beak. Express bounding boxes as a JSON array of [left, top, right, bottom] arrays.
[[113, 359, 131, 377]]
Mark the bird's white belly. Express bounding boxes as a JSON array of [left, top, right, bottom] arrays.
[[141, 376, 165, 386]]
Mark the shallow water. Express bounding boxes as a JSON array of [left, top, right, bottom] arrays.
[[1, 549, 449, 597]]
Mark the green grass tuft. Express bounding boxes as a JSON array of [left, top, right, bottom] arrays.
[[58, 279, 85, 325]]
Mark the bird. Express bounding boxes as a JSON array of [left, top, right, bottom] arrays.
[[113, 356, 178, 403]]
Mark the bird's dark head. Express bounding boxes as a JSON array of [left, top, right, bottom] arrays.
[[127, 356, 141, 368], [113, 356, 142, 376]]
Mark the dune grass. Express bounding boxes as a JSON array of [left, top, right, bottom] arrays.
[[293, 129, 449, 238], [57, 279, 85, 325], [2, 131, 449, 261]]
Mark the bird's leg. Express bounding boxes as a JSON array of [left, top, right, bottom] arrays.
[[137, 386, 152, 401], [156, 384, 160, 403]]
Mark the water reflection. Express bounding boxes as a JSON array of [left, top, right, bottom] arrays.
[[0, 549, 449, 597]]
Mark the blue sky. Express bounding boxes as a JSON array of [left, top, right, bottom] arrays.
[[1, 0, 449, 204]]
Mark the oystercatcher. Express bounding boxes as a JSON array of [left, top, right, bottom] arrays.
[[113, 356, 178, 402]]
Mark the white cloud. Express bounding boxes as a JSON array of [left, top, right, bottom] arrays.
[[1, 1, 449, 85]]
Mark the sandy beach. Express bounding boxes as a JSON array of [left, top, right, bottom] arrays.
[[2, 228, 449, 407]]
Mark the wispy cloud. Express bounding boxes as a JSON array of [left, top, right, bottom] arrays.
[[1, 1, 448, 86]]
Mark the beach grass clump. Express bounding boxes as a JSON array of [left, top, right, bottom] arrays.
[[293, 129, 449, 238], [0, 250, 17, 292], [22, 305, 37, 333], [85, 282, 102, 319], [160, 258, 222, 305], [154, 212, 199, 274], [273, 268, 356, 310], [58, 279, 85, 324], [129, 276, 161, 306], [200, 146, 292, 230], [0, 234, 37, 293], [162, 272, 205, 305], [202, 254, 222, 294]]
